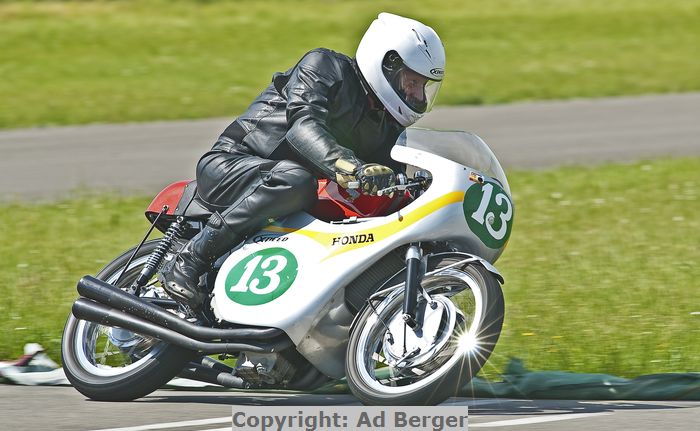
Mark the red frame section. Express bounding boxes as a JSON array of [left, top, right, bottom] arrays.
[[145, 180, 191, 218], [310, 179, 411, 221], [144, 179, 410, 222]]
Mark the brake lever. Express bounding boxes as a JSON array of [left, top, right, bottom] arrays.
[[376, 185, 404, 197], [346, 182, 410, 196], [376, 182, 422, 197]]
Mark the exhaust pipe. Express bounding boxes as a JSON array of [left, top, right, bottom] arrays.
[[72, 298, 291, 354], [76, 275, 283, 341], [179, 357, 249, 389], [178, 365, 249, 389]]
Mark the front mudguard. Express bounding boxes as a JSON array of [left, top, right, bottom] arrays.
[[349, 250, 504, 335], [426, 251, 504, 284]]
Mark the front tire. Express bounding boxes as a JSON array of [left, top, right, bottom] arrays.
[[61, 241, 195, 401], [345, 257, 504, 405]]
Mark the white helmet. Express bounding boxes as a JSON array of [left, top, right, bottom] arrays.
[[356, 13, 446, 126]]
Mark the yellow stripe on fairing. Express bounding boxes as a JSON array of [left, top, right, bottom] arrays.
[[262, 191, 464, 258], [264, 226, 298, 234]]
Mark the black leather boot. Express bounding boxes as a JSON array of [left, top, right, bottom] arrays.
[[160, 212, 240, 309]]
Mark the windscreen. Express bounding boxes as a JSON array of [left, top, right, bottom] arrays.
[[396, 128, 511, 194]]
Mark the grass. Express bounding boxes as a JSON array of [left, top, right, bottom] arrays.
[[487, 157, 700, 378], [1, 0, 699, 128], [1, 157, 698, 378], [0, 194, 153, 361]]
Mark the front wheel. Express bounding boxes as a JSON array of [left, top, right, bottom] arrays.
[[345, 257, 504, 405], [61, 241, 195, 401]]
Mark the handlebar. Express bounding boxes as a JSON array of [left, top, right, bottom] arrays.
[[376, 182, 423, 197], [346, 171, 431, 197]]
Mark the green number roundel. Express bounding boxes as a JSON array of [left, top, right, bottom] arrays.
[[225, 248, 299, 306], [463, 181, 514, 249]]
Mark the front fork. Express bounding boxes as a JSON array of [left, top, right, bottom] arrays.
[[402, 243, 426, 329]]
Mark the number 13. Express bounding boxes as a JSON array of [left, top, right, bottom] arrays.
[[471, 183, 513, 240]]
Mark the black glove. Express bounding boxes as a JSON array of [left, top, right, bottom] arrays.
[[335, 158, 395, 196]]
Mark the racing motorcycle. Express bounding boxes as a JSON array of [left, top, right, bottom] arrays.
[[61, 128, 514, 405]]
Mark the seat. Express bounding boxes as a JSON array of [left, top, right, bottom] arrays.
[[175, 180, 214, 220]]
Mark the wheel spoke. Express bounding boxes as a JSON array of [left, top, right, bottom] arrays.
[[99, 334, 112, 365], [124, 343, 139, 364]]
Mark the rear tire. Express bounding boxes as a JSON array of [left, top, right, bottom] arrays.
[[61, 241, 195, 401], [345, 257, 504, 405]]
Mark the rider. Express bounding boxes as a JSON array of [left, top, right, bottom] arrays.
[[160, 13, 446, 309]]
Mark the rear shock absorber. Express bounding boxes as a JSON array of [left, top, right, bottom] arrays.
[[129, 216, 186, 294]]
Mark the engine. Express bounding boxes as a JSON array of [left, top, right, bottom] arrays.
[[234, 352, 297, 386]]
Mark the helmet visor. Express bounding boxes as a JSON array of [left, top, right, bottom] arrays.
[[385, 64, 442, 114]]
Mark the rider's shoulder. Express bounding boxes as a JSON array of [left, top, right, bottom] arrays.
[[298, 48, 353, 74]]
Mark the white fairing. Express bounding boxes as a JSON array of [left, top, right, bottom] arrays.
[[211, 130, 512, 377], [356, 13, 446, 126]]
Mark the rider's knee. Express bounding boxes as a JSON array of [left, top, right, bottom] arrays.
[[270, 160, 318, 209]]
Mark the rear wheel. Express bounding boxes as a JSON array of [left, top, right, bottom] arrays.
[[61, 241, 195, 401], [345, 257, 504, 405]]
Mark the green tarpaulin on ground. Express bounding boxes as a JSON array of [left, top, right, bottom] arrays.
[[313, 358, 700, 401]]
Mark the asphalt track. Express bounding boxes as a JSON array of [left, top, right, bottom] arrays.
[[1, 385, 699, 431], [2, 94, 700, 429], [0, 93, 698, 200]]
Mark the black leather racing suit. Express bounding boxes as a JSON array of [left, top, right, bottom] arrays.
[[195, 48, 405, 238]]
